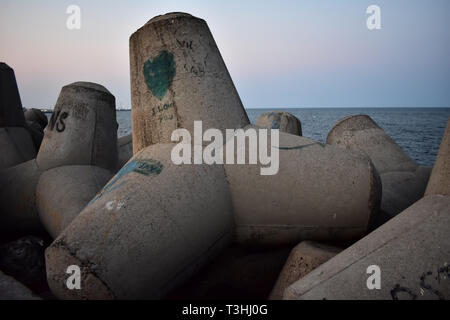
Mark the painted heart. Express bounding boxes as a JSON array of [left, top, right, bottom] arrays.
[[143, 50, 176, 100]]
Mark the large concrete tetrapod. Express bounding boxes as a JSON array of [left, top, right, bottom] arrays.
[[327, 115, 430, 224], [45, 143, 234, 299], [425, 118, 450, 196], [130, 12, 249, 153], [0, 82, 118, 238], [224, 125, 381, 246], [0, 62, 36, 169], [257, 111, 302, 136]]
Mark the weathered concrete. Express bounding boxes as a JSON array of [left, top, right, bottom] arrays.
[[26, 121, 45, 150], [327, 115, 417, 174], [269, 241, 341, 300], [224, 125, 381, 246], [36, 165, 114, 238], [46, 143, 234, 299], [326, 115, 429, 220], [0, 62, 26, 128], [24, 108, 48, 130], [0, 160, 43, 238], [0, 270, 41, 300], [0, 127, 36, 169], [284, 195, 450, 300], [0, 82, 118, 238], [117, 134, 133, 170], [24, 108, 48, 150], [376, 169, 429, 225], [37, 82, 118, 172], [168, 245, 292, 300], [257, 111, 302, 136], [0, 63, 36, 168], [425, 118, 450, 196], [130, 12, 249, 153]]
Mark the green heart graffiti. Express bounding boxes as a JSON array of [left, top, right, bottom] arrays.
[[143, 50, 176, 100]]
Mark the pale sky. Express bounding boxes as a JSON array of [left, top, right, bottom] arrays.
[[1, 0, 449, 109]]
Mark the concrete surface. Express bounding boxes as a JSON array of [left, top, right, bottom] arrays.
[[284, 195, 450, 300], [257, 111, 302, 136], [425, 118, 450, 196], [36, 165, 114, 238], [45, 143, 234, 299], [130, 12, 249, 153], [269, 241, 341, 300], [37, 82, 118, 172], [224, 125, 381, 246]]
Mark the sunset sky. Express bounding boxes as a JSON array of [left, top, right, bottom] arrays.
[[1, 0, 449, 109]]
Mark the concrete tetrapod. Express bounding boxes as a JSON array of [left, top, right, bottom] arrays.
[[0, 82, 117, 238], [284, 134, 449, 300], [37, 82, 118, 172], [283, 195, 450, 300], [425, 118, 450, 196], [0, 270, 41, 300], [24, 108, 49, 150], [269, 241, 342, 300], [0, 63, 36, 169], [117, 134, 133, 170], [130, 12, 249, 153], [327, 115, 429, 223], [0, 159, 42, 239], [36, 166, 114, 238], [224, 125, 381, 246], [257, 111, 302, 136], [24, 108, 48, 130], [45, 143, 234, 299]]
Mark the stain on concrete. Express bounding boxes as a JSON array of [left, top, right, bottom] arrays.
[[268, 112, 281, 129], [143, 50, 176, 100], [88, 159, 163, 206], [276, 142, 326, 150]]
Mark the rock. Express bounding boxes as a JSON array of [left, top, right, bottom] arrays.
[[0, 236, 46, 292]]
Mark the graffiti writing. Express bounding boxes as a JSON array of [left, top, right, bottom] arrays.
[[390, 264, 449, 300], [177, 39, 193, 50], [49, 110, 68, 132]]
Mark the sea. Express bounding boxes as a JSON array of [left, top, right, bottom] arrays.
[[97, 108, 449, 167]]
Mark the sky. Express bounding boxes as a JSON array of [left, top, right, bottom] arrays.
[[1, 0, 449, 109]]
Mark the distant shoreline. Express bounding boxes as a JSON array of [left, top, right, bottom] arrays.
[[36, 106, 450, 113]]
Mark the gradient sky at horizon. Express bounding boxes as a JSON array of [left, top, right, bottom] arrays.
[[1, 0, 449, 109]]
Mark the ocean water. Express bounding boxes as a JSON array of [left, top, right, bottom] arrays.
[[114, 108, 449, 167]]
